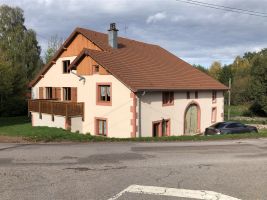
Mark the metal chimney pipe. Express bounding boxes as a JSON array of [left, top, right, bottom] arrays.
[[108, 23, 118, 48]]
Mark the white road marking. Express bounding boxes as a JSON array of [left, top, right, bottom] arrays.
[[107, 184, 241, 200]]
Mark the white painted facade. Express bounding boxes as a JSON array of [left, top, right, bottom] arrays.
[[31, 54, 225, 138], [32, 112, 66, 129], [139, 91, 224, 137], [32, 56, 133, 138]]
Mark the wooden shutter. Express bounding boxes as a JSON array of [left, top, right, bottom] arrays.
[[39, 87, 44, 99], [55, 87, 61, 100], [52, 88, 56, 99], [71, 87, 77, 102]]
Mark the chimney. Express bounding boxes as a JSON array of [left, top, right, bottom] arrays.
[[108, 23, 118, 48]]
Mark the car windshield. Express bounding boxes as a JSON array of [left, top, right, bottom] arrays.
[[211, 122, 227, 129]]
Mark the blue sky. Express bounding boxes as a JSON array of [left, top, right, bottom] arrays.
[[2, 0, 267, 67]]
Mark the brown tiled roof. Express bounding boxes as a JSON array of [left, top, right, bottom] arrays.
[[30, 27, 228, 91]]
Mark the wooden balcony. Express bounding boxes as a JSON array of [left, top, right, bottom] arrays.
[[28, 99, 84, 119]]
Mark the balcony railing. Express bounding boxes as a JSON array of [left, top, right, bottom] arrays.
[[28, 99, 84, 119]]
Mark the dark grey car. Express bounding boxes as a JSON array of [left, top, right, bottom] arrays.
[[205, 122, 258, 135]]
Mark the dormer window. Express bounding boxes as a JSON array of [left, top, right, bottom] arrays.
[[63, 60, 70, 73]]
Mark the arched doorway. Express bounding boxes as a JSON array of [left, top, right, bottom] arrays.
[[184, 103, 200, 135]]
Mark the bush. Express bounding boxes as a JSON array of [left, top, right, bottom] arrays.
[[249, 102, 267, 117]]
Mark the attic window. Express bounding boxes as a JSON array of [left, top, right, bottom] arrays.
[[63, 60, 70, 73], [94, 65, 99, 73]]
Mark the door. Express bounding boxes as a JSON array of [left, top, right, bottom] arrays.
[[153, 122, 160, 137], [185, 104, 198, 135]]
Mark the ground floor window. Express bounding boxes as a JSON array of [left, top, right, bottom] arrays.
[[162, 119, 170, 136], [153, 119, 170, 137], [96, 118, 107, 136], [211, 107, 217, 123]]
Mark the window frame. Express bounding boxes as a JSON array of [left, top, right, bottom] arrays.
[[162, 119, 171, 136], [162, 91, 174, 106], [96, 83, 112, 106], [195, 91, 198, 99], [212, 90, 217, 103], [152, 119, 171, 137], [94, 65, 99, 73], [63, 87, 71, 101], [62, 60, 71, 74], [211, 107, 217, 123], [95, 117, 107, 136], [187, 91, 190, 99], [46, 87, 53, 99]]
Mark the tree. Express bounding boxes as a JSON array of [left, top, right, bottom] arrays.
[[44, 35, 63, 64], [0, 5, 42, 116], [249, 51, 267, 116], [209, 61, 222, 80], [218, 64, 232, 86], [229, 56, 252, 105], [193, 64, 209, 74]]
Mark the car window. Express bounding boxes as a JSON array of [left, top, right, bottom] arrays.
[[236, 123, 245, 127], [212, 122, 227, 129], [226, 123, 239, 128]]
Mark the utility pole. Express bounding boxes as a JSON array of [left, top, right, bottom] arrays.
[[228, 78, 231, 121]]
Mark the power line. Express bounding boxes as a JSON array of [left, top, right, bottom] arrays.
[[187, 0, 267, 15], [176, 0, 267, 18]]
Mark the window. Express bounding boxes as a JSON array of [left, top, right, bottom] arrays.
[[162, 92, 174, 106], [97, 84, 111, 105], [63, 87, 71, 101], [63, 60, 70, 73], [187, 91, 190, 99], [94, 65, 99, 73], [162, 119, 170, 136], [211, 107, 217, 123], [212, 91, 217, 103], [96, 119, 107, 136], [195, 91, 198, 99], [226, 123, 239, 128], [153, 119, 171, 137], [46, 87, 52, 99]]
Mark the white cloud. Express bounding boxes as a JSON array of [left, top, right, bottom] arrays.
[[1, 0, 267, 66], [146, 12, 166, 24]]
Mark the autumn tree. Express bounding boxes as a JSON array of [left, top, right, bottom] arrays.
[[230, 56, 252, 105], [209, 61, 222, 80]]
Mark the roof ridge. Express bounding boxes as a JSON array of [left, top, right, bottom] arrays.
[[77, 27, 158, 47]]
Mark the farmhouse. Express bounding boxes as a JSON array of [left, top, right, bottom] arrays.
[[28, 23, 228, 138]]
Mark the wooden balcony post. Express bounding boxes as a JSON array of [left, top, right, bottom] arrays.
[[82, 103, 84, 121], [51, 101, 54, 121], [27, 100, 30, 117], [39, 100, 42, 119], [65, 103, 71, 131]]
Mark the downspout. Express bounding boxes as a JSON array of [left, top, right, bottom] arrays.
[[138, 91, 146, 138]]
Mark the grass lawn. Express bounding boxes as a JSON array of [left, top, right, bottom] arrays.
[[0, 116, 267, 142]]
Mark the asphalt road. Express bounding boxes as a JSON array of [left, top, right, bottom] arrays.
[[0, 139, 267, 200]]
